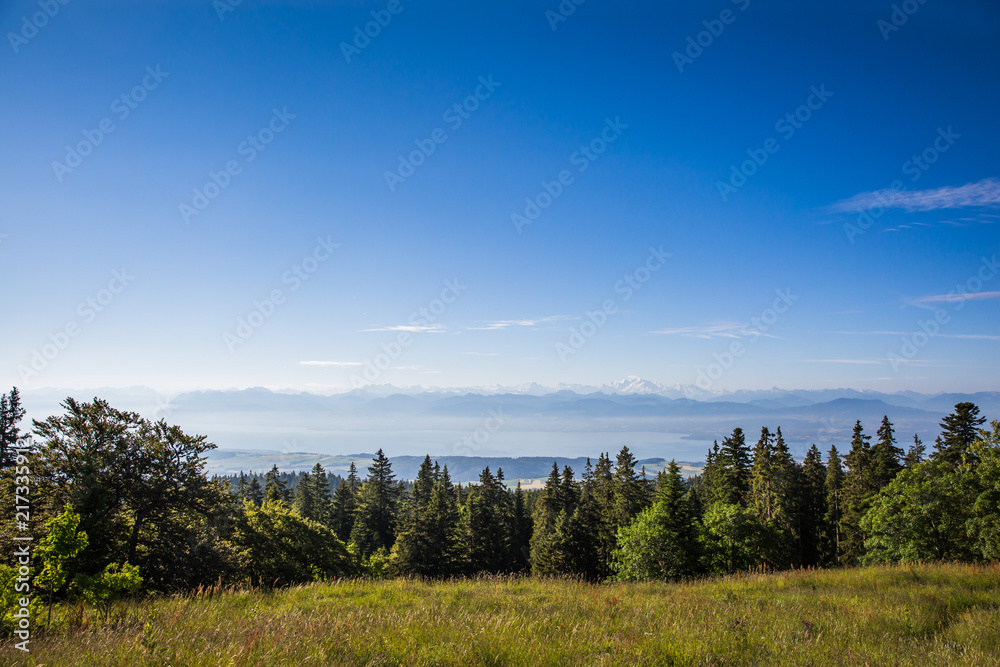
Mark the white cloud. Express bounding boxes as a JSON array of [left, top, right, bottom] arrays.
[[827, 178, 1000, 214], [360, 324, 446, 333], [299, 360, 364, 367], [466, 316, 565, 331], [913, 291, 1000, 304], [650, 322, 775, 339]]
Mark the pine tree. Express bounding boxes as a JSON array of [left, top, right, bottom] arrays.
[[748, 427, 799, 567], [392, 456, 462, 576], [292, 471, 316, 519], [309, 462, 332, 525], [464, 466, 518, 573], [0, 386, 26, 467], [798, 445, 827, 567], [263, 465, 289, 505], [591, 453, 617, 571], [712, 428, 752, 507], [247, 475, 264, 506], [904, 434, 925, 468], [613, 460, 700, 581], [612, 446, 648, 534], [530, 462, 574, 574], [936, 402, 986, 464], [330, 479, 357, 542], [822, 445, 844, 565], [512, 480, 532, 569], [840, 421, 873, 564], [350, 449, 402, 556], [871, 415, 904, 488], [235, 472, 249, 502]]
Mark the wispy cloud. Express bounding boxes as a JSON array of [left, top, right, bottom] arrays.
[[836, 330, 1000, 340], [467, 316, 565, 331], [300, 360, 364, 367], [913, 291, 1000, 304], [803, 359, 883, 365], [650, 322, 775, 339], [826, 178, 1000, 214], [360, 323, 446, 333]]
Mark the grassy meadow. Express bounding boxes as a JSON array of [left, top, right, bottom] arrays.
[[4, 563, 999, 666]]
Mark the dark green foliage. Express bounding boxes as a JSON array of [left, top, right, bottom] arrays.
[[0, 387, 25, 468], [798, 445, 827, 567], [29, 398, 231, 591], [614, 461, 700, 580], [823, 445, 845, 565], [871, 416, 904, 488], [904, 434, 925, 469], [840, 420, 874, 564], [391, 458, 463, 576], [706, 428, 752, 507], [230, 500, 355, 585], [936, 402, 987, 464], [350, 450, 402, 556]]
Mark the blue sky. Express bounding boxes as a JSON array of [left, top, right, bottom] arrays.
[[1, 0, 998, 395]]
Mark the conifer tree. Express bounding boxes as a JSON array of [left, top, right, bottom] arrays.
[[840, 421, 873, 564], [247, 475, 264, 506], [822, 445, 844, 565], [292, 471, 316, 520], [798, 445, 827, 567], [612, 446, 648, 534], [904, 434, 925, 468], [613, 460, 700, 580], [350, 449, 402, 556], [308, 462, 332, 525], [392, 456, 461, 576], [712, 428, 751, 507], [235, 472, 249, 501], [936, 402, 986, 464], [0, 387, 25, 467], [871, 415, 904, 488], [263, 465, 290, 505]]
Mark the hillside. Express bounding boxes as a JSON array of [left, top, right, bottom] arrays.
[[6, 563, 998, 666]]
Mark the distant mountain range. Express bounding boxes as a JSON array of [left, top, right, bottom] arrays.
[[19, 379, 998, 468]]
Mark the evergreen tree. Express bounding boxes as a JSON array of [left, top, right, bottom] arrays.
[[904, 434, 925, 469], [392, 456, 462, 576], [350, 450, 402, 556], [530, 463, 574, 574], [246, 475, 264, 506], [840, 421, 873, 564], [822, 445, 844, 565], [611, 446, 648, 534], [512, 480, 532, 569], [591, 453, 617, 571], [464, 466, 518, 573], [798, 445, 827, 567], [235, 472, 249, 502], [308, 462, 332, 525], [748, 427, 798, 567], [263, 465, 290, 505], [330, 479, 357, 542], [711, 428, 752, 507], [936, 402, 986, 464], [0, 387, 25, 468], [871, 415, 904, 488], [613, 460, 700, 580], [292, 471, 316, 520]]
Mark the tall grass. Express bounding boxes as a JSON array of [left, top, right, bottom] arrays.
[[4, 563, 999, 665]]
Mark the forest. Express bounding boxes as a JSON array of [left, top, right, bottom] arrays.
[[1, 386, 999, 637]]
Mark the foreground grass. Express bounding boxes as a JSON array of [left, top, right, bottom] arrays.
[[4, 563, 1000, 666]]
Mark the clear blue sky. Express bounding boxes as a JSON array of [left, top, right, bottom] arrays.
[[2, 0, 998, 394]]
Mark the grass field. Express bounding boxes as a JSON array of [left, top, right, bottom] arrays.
[[4, 563, 999, 666]]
